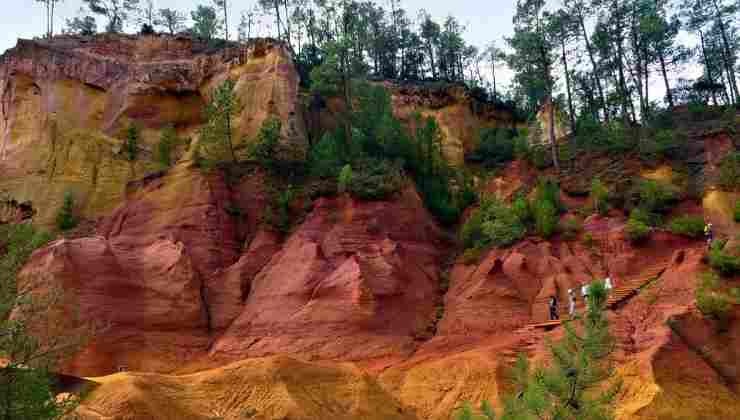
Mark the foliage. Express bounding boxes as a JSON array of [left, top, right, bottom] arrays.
[[466, 127, 518, 168], [0, 224, 79, 419], [190, 5, 222, 40], [309, 132, 344, 179], [124, 123, 139, 161], [695, 272, 733, 322], [265, 186, 294, 233], [626, 211, 651, 243], [668, 215, 705, 238], [560, 218, 582, 241], [590, 178, 609, 216], [511, 194, 532, 225], [460, 198, 527, 249], [157, 8, 187, 34], [346, 158, 404, 201], [82, 0, 140, 33], [735, 200, 740, 223], [480, 280, 620, 419], [56, 192, 78, 231], [453, 401, 496, 420], [200, 79, 239, 165], [574, 118, 635, 154], [64, 15, 97, 35], [634, 178, 678, 214], [156, 125, 177, 167], [247, 118, 282, 172], [718, 152, 740, 191], [533, 196, 558, 238], [708, 242, 740, 277], [337, 164, 353, 194]]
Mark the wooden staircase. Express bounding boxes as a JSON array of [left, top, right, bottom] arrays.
[[605, 263, 667, 308], [515, 261, 670, 335]]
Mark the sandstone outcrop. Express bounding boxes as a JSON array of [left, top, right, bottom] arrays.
[[0, 34, 307, 226]]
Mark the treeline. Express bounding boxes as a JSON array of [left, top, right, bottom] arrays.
[[37, 1, 740, 123]]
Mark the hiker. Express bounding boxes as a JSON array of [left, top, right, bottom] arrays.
[[568, 289, 576, 317], [704, 222, 714, 248], [581, 283, 590, 309], [604, 277, 613, 292], [549, 295, 559, 320]]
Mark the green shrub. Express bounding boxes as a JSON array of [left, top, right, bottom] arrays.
[[56, 192, 78, 231], [467, 127, 517, 167], [347, 158, 404, 200], [157, 125, 177, 167], [718, 152, 740, 191], [534, 197, 558, 238], [513, 128, 530, 159], [635, 178, 678, 214], [640, 129, 687, 161], [309, 132, 344, 179], [265, 186, 295, 233], [688, 102, 710, 121], [124, 123, 140, 161], [734, 200, 740, 223], [560, 218, 582, 241], [696, 272, 733, 321], [708, 243, 740, 276], [337, 164, 353, 193], [626, 211, 651, 243], [591, 179, 609, 216], [668, 215, 705, 238], [247, 118, 282, 172], [511, 194, 532, 225], [460, 198, 526, 249]]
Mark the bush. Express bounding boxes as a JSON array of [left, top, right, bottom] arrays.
[[56, 192, 78, 231], [708, 243, 740, 276], [247, 118, 282, 172], [560, 218, 582, 241], [347, 158, 404, 200], [635, 178, 678, 214], [534, 198, 558, 238], [511, 194, 532, 225], [157, 125, 177, 167], [640, 129, 687, 161], [591, 179, 609, 216], [265, 186, 295, 233], [718, 152, 740, 191], [461, 198, 526, 249], [735, 201, 740, 223], [309, 132, 344, 179], [466, 127, 517, 167], [626, 211, 651, 243], [337, 164, 353, 193], [668, 215, 705, 238], [124, 123, 140, 161], [696, 272, 733, 321]]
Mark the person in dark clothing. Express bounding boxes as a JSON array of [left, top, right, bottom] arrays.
[[549, 296, 559, 320]]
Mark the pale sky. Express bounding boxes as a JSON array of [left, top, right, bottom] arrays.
[[1, 0, 699, 103]]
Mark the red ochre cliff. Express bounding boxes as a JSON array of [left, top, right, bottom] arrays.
[[2, 34, 740, 419]]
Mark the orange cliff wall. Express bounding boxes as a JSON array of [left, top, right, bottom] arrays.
[[0, 34, 307, 227]]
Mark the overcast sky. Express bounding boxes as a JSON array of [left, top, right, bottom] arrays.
[[1, 0, 699, 100]]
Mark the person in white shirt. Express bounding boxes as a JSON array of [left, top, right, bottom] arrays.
[[568, 289, 576, 316], [604, 277, 613, 292]]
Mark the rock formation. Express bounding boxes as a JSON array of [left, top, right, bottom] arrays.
[[0, 34, 307, 226], [3, 33, 740, 420]]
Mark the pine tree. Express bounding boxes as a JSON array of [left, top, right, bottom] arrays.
[[200, 79, 239, 164]]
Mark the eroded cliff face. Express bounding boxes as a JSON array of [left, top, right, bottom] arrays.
[[4, 34, 740, 420], [0, 34, 307, 226]]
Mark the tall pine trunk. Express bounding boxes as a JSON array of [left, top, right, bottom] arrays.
[[658, 51, 674, 108], [579, 16, 608, 122], [561, 37, 576, 134]]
